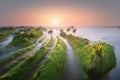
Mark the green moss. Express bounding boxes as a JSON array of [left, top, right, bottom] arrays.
[[0, 47, 49, 80], [32, 38, 66, 80], [0, 29, 15, 41], [0, 44, 36, 65], [0, 44, 36, 75], [80, 42, 116, 77], [39, 36, 46, 43], [0, 33, 8, 41], [0, 36, 55, 80], [60, 30, 117, 78], [8, 28, 43, 47], [45, 37, 54, 47]]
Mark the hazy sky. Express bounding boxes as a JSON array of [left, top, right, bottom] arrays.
[[0, 0, 120, 26]]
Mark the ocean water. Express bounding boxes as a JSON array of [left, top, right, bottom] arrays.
[[75, 27, 120, 80]]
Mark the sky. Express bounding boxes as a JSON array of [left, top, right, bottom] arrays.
[[0, 0, 120, 26]]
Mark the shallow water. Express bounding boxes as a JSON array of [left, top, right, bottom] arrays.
[[0, 35, 14, 48], [75, 27, 120, 80], [61, 37, 81, 80]]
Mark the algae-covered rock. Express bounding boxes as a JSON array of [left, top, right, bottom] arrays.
[[80, 42, 116, 77]]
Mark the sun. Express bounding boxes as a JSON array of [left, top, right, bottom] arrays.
[[51, 19, 59, 26]]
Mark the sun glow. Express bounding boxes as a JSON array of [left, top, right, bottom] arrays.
[[51, 19, 59, 26]]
